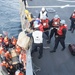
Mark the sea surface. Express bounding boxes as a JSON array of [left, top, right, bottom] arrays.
[[0, 0, 22, 38]]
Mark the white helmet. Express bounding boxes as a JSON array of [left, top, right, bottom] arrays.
[[60, 20, 66, 24], [54, 15, 59, 19], [15, 70, 20, 75], [34, 21, 38, 25], [34, 21, 39, 28], [41, 7, 45, 11], [0, 34, 2, 37]]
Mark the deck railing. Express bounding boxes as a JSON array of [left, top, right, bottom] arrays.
[[19, 0, 33, 75]]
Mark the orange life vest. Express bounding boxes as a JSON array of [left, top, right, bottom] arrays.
[[0, 46, 4, 55], [1, 61, 9, 68], [41, 18, 49, 28], [4, 51, 12, 60], [52, 18, 60, 27], [72, 13, 75, 18], [39, 23, 44, 32], [0, 37, 3, 43], [57, 25, 67, 35], [18, 72, 24, 75]]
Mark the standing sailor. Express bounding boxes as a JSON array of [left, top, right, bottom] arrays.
[[68, 10, 75, 33], [27, 24, 45, 59], [38, 7, 48, 20], [50, 20, 67, 53]]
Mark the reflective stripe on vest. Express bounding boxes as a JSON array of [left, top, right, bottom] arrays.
[[40, 11, 47, 19], [41, 19, 49, 28], [52, 18, 60, 26], [32, 31, 43, 43], [57, 25, 67, 35], [72, 13, 75, 18]]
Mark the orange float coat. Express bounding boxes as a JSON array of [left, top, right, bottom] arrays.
[[57, 24, 67, 36], [4, 51, 12, 60], [41, 18, 50, 28], [0, 37, 3, 43], [52, 18, 60, 27], [72, 13, 75, 18]]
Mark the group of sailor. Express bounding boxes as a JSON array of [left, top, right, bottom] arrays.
[[26, 7, 75, 59]]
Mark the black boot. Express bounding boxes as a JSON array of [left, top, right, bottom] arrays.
[[61, 47, 65, 51], [68, 29, 71, 31], [47, 41, 50, 44], [50, 50, 56, 53], [71, 29, 74, 33], [38, 55, 42, 59], [47, 39, 51, 44]]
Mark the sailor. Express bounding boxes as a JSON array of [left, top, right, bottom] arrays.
[[41, 16, 50, 41], [38, 7, 49, 33], [27, 23, 45, 59], [50, 20, 67, 53], [22, 0, 26, 8], [68, 10, 75, 33], [25, 9, 34, 22], [47, 14, 60, 43], [38, 7, 48, 20], [32, 19, 44, 32]]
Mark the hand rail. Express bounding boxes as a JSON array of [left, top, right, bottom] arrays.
[[19, 0, 33, 75]]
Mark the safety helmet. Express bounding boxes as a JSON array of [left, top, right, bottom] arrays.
[[60, 20, 66, 24], [34, 24, 39, 28], [3, 61, 6, 63], [4, 36, 8, 41], [54, 15, 59, 19], [0, 34, 2, 37], [33, 21, 39, 28], [74, 9, 75, 12], [25, 9, 29, 14], [15, 70, 20, 75], [36, 18, 41, 24], [34, 21, 38, 25], [41, 7, 45, 12]]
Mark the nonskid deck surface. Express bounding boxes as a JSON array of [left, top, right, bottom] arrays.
[[27, 0, 75, 75]]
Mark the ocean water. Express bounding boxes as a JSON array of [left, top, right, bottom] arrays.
[[0, 0, 22, 38]]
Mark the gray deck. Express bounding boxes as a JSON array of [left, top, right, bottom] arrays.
[[27, 0, 75, 75]]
